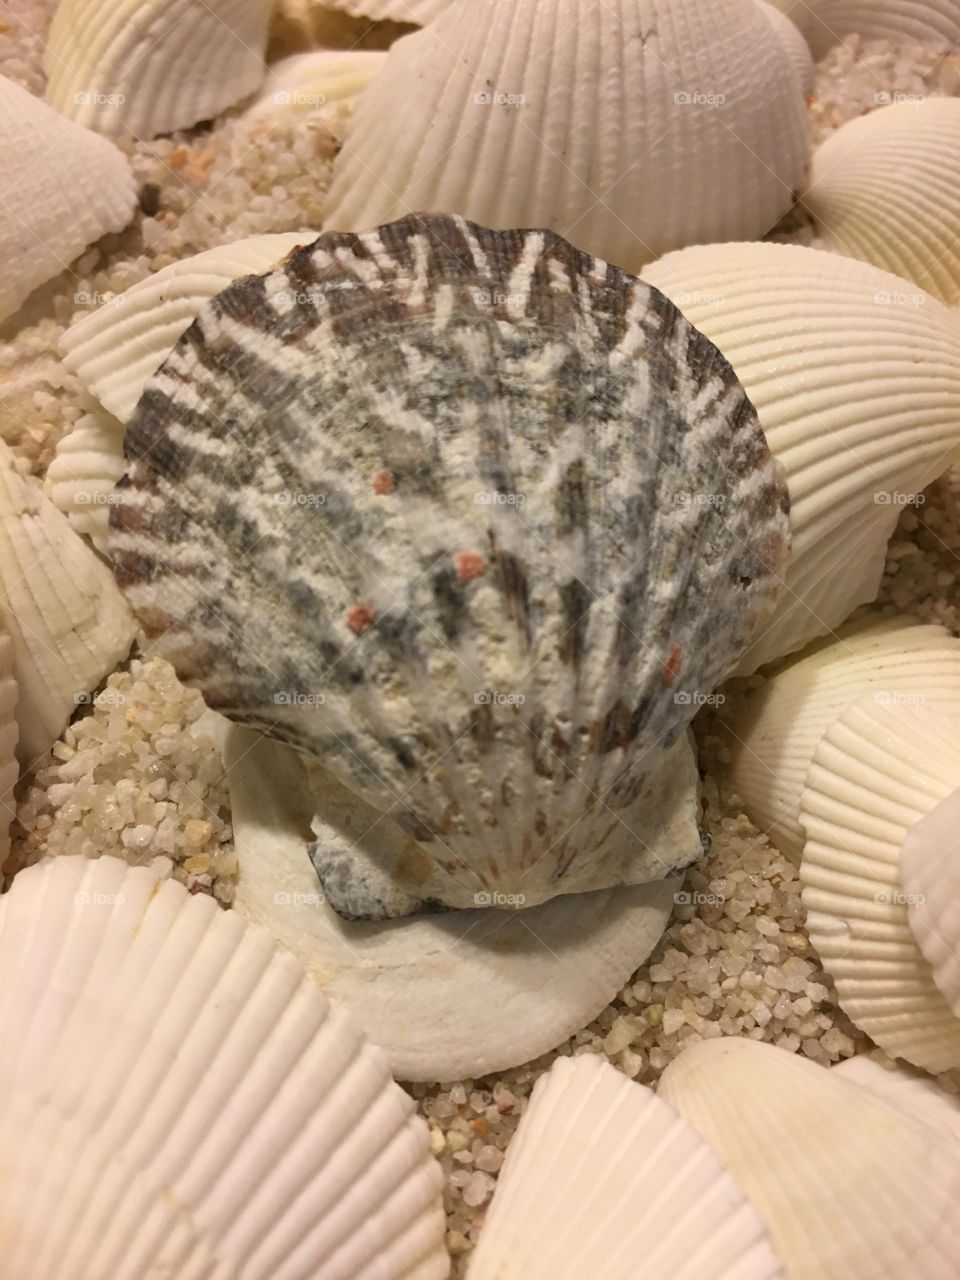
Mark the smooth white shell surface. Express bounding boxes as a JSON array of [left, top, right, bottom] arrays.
[[902, 782, 960, 1019], [211, 714, 679, 1082], [60, 232, 314, 422], [658, 1037, 960, 1280], [726, 619, 960, 861], [44, 0, 273, 139], [0, 445, 135, 766], [800, 698, 960, 1072], [324, 0, 808, 272], [0, 631, 18, 874], [769, 0, 960, 56], [804, 99, 960, 306], [642, 242, 960, 672], [467, 1054, 785, 1280], [46, 410, 126, 553], [833, 1056, 960, 1141], [0, 855, 448, 1280], [0, 74, 136, 324]]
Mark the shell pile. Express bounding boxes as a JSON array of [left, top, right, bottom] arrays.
[[3, 0, 960, 1274]]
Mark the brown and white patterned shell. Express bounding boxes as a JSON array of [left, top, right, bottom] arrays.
[[110, 214, 789, 918]]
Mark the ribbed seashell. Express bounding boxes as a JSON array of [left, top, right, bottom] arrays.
[[323, 0, 808, 273], [754, 1, 814, 96], [245, 51, 387, 123], [902, 782, 960, 1019], [0, 75, 136, 324], [109, 213, 790, 920], [0, 445, 135, 767], [768, 0, 960, 57], [833, 1056, 960, 1141], [467, 1054, 785, 1280], [269, 0, 414, 54], [210, 710, 685, 1082], [46, 410, 126, 553], [658, 1037, 960, 1280], [325, 0, 448, 21], [804, 99, 960, 305], [0, 855, 448, 1279], [0, 630, 18, 875], [43, 0, 273, 139], [726, 619, 960, 862], [800, 698, 960, 1072], [642, 242, 960, 673], [60, 232, 313, 422]]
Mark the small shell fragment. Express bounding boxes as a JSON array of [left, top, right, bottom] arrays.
[[245, 50, 387, 123], [0, 74, 136, 323], [0, 854, 449, 1279], [43, 0, 274, 139], [768, 0, 960, 57], [902, 782, 960, 1019], [46, 410, 127, 553]]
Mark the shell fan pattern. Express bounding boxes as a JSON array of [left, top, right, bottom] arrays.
[[110, 214, 790, 921]]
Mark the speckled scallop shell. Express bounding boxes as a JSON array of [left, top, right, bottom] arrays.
[[659, 1037, 960, 1280], [213, 713, 682, 1081], [43, 0, 273, 139], [769, 0, 960, 56], [803, 99, 960, 306], [0, 631, 18, 875], [755, 1, 814, 96], [109, 213, 790, 920], [60, 232, 313, 423], [726, 618, 960, 861], [0, 74, 136, 324], [467, 1054, 785, 1280], [0, 854, 448, 1279], [0, 444, 135, 766], [800, 698, 960, 1073], [642, 242, 960, 673], [902, 783, 960, 1019], [323, 0, 808, 273]]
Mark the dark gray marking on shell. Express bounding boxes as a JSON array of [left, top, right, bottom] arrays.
[[110, 212, 790, 919]]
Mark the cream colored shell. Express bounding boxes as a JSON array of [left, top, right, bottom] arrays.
[[43, 0, 273, 139], [833, 1056, 960, 1141], [0, 631, 18, 874], [206, 713, 679, 1083], [768, 0, 960, 57], [800, 698, 960, 1072], [726, 619, 960, 861], [323, 0, 808, 273], [60, 233, 313, 422], [46, 410, 126, 553], [659, 1037, 960, 1280], [0, 446, 136, 766], [0, 75, 136, 324], [804, 99, 960, 306], [902, 783, 960, 1018], [642, 242, 960, 672], [754, 1, 814, 96], [0, 854, 448, 1280], [324, 0, 447, 21], [245, 51, 387, 122], [467, 1053, 785, 1280]]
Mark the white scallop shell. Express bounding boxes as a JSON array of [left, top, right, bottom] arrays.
[[43, 0, 273, 139], [800, 698, 960, 1072], [323, 0, 808, 272], [467, 1053, 785, 1280], [769, 0, 960, 56], [0, 75, 136, 324], [60, 233, 313, 422], [0, 854, 448, 1279], [902, 782, 960, 1018], [833, 1056, 960, 1141], [658, 1037, 960, 1280], [754, 1, 814, 96], [46, 410, 126, 553], [642, 242, 960, 673], [804, 99, 960, 306], [209, 713, 681, 1082], [324, 0, 447, 21], [0, 631, 18, 874], [246, 51, 387, 122], [726, 619, 960, 861], [0, 444, 136, 767]]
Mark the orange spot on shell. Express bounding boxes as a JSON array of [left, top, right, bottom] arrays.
[[346, 602, 377, 635], [662, 643, 682, 687], [373, 470, 394, 495], [455, 551, 487, 583]]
